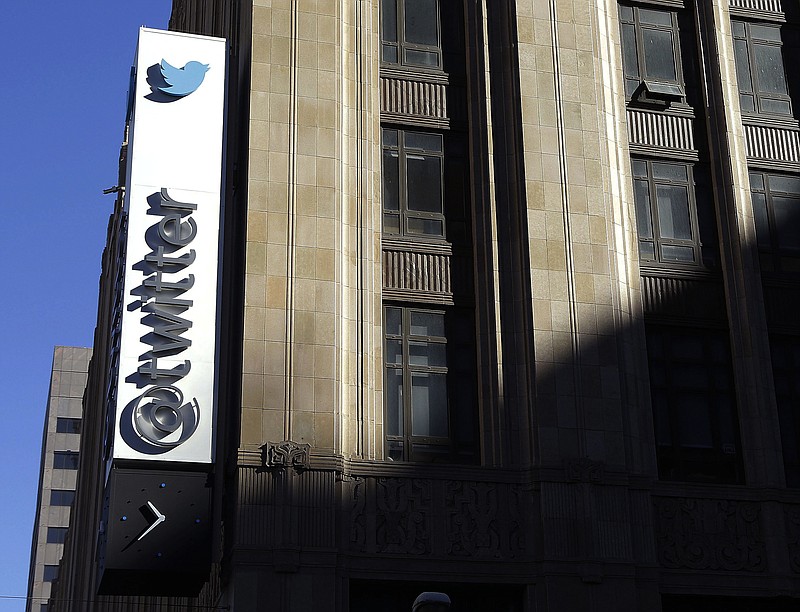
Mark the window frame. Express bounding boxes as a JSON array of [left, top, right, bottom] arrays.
[[381, 0, 443, 70], [619, 3, 686, 103], [382, 128, 446, 241], [732, 20, 793, 118], [52, 451, 79, 470], [646, 324, 743, 484], [632, 158, 703, 267]]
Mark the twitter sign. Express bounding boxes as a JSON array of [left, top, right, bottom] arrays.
[[113, 28, 227, 466]]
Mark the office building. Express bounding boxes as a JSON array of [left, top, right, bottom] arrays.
[[51, 0, 800, 610], [26, 347, 91, 612]]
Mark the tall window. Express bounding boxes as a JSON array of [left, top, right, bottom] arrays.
[[632, 159, 703, 265], [381, 0, 441, 69], [732, 21, 792, 116], [384, 306, 475, 462], [647, 325, 742, 483], [749, 172, 800, 273], [382, 129, 445, 239], [619, 4, 684, 101]]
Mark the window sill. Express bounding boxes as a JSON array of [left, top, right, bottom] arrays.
[[382, 235, 453, 255], [380, 64, 449, 85], [741, 114, 799, 131]]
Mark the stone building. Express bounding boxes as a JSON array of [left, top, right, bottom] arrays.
[[26, 347, 91, 612], [51, 0, 800, 610]]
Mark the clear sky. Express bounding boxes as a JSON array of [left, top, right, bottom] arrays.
[[0, 2, 171, 609]]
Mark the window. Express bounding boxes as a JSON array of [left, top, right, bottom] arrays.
[[43, 565, 59, 582], [384, 306, 476, 462], [55, 417, 81, 434], [383, 129, 445, 239], [770, 335, 800, 487], [749, 172, 800, 273], [52, 451, 79, 470], [619, 4, 684, 101], [632, 159, 703, 265], [647, 325, 742, 483], [381, 0, 441, 69], [46, 527, 68, 544], [49, 490, 75, 507], [732, 21, 792, 116]]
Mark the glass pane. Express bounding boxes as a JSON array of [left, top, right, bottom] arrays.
[[769, 175, 800, 194], [731, 21, 746, 38], [751, 193, 770, 248], [409, 341, 447, 367], [410, 311, 445, 337], [411, 372, 448, 437], [383, 213, 400, 234], [634, 178, 653, 238], [639, 8, 673, 27], [385, 307, 402, 335], [50, 490, 75, 506], [621, 24, 639, 80], [754, 43, 788, 94], [381, 0, 398, 42], [385, 339, 403, 364], [671, 334, 704, 360], [385, 368, 403, 436], [632, 160, 648, 178], [773, 196, 800, 251], [56, 417, 82, 434], [639, 240, 656, 260], [660, 245, 694, 261], [386, 439, 404, 461], [676, 396, 714, 448], [407, 217, 443, 236], [382, 128, 398, 147], [751, 24, 782, 42], [382, 150, 399, 211], [652, 162, 687, 182], [404, 0, 438, 46], [643, 28, 677, 82], [406, 155, 442, 213], [761, 97, 791, 115], [652, 395, 672, 445], [382, 44, 398, 63], [733, 39, 753, 92], [405, 131, 442, 152], [656, 184, 692, 240], [749, 172, 764, 191], [405, 49, 439, 67], [739, 93, 755, 113]]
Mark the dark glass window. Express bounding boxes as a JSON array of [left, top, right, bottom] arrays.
[[770, 334, 800, 487], [750, 172, 800, 274], [46, 527, 68, 544], [732, 20, 792, 116], [632, 159, 704, 266], [619, 4, 684, 101], [382, 128, 445, 239], [647, 325, 742, 483], [384, 306, 476, 462], [52, 451, 79, 470], [49, 490, 75, 507], [43, 565, 59, 582], [55, 417, 81, 434], [381, 0, 441, 69]]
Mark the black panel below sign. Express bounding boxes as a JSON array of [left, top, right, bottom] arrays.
[[97, 467, 212, 596]]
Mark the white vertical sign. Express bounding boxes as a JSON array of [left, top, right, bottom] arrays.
[[113, 28, 226, 463]]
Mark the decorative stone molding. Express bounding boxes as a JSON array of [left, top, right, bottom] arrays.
[[260, 440, 311, 469], [564, 458, 605, 483], [785, 505, 800, 573], [654, 497, 766, 571]]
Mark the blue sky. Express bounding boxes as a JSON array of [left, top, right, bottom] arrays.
[[0, 2, 171, 609]]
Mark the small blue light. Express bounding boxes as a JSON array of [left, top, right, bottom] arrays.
[[121, 516, 127, 521], [156, 552, 162, 557], [160, 483, 166, 488], [195, 518, 201, 524]]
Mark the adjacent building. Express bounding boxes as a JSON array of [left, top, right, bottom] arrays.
[[51, 0, 800, 610], [26, 347, 91, 612]]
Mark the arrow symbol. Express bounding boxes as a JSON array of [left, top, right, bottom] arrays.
[[137, 501, 166, 541]]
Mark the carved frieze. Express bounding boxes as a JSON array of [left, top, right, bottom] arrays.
[[785, 505, 800, 573], [654, 497, 765, 572], [375, 478, 431, 555], [446, 481, 500, 557], [565, 457, 604, 483], [260, 440, 310, 469]]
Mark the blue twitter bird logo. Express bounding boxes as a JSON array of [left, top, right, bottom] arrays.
[[157, 59, 210, 97]]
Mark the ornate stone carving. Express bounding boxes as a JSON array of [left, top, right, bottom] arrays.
[[260, 440, 310, 469], [375, 478, 430, 555], [785, 504, 800, 573], [655, 497, 765, 572], [565, 457, 604, 483], [446, 481, 500, 557], [349, 477, 367, 551]]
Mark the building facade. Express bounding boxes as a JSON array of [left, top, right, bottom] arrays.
[[26, 347, 91, 612], [51, 0, 800, 610]]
